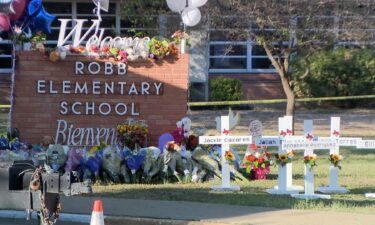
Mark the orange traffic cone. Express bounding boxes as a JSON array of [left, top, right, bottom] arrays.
[[90, 200, 105, 225]]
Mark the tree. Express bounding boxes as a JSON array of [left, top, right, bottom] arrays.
[[205, 0, 375, 116], [120, 0, 176, 37]]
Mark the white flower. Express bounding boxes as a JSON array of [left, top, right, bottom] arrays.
[[14, 26, 22, 35], [191, 174, 199, 183]]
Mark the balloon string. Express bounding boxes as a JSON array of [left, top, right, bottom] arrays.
[[93, 2, 102, 36], [7, 13, 32, 132]]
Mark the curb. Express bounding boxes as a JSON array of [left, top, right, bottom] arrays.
[[0, 210, 90, 223], [0, 210, 229, 225], [105, 216, 229, 225]]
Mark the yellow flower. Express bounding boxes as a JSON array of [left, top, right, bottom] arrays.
[[330, 154, 343, 163], [225, 151, 235, 161], [280, 154, 288, 161], [309, 154, 317, 161], [89, 146, 99, 154]]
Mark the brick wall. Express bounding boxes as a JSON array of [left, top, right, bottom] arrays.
[[209, 74, 286, 100], [0, 74, 11, 105], [11, 51, 189, 145]]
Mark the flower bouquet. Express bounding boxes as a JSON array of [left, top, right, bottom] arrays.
[[101, 146, 123, 184], [171, 30, 190, 54], [117, 119, 148, 150], [148, 37, 170, 59], [241, 151, 272, 180], [83, 143, 107, 183], [329, 153, 343, 169], [304, 154, 317, 171], [275, 150, 295, 167]]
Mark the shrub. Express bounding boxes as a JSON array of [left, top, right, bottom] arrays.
[[209, 76, 243, 101], [292, 48, 375, 107]]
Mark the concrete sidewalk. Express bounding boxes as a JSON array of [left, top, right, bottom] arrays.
[[60, 196, 375, 225]]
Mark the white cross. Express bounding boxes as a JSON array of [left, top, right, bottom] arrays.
[[199, 116, 252, 191], [290, 120, 331, 199], [317, 117, 352, 193], [259, 116, 303, 195]]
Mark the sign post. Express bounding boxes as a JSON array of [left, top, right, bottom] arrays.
[[266, 116, 303, 195], [199, 116, 252, 191]]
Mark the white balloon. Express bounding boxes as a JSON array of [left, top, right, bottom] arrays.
[[166, 0, 186, 12], [182, 7, 202, 27], [189, 0, 208, 8]]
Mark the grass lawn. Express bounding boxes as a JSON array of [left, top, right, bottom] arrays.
[[1, 110, 375, 214], [94, 148, 375, 214]]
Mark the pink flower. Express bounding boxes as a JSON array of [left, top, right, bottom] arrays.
[[118, 50, 128, 62]]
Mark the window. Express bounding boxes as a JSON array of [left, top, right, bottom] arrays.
[[43, 1, 120, 45], [0, 40, 12, 73], [209, 31, 275, 73]]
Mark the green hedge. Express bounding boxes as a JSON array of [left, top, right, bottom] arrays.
[[209, 76, 243, 101], [292, 48, 375, 107]]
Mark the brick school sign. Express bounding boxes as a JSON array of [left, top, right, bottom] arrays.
[[11, 52, 188, 146]]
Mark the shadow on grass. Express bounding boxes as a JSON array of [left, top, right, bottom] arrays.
[[94, 183, 375, 215], [349, 187, 375, 194]]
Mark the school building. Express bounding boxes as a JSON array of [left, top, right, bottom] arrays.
[[0, 0, 284, 105]]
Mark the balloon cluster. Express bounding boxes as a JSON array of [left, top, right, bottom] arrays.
[[0, 0, 55, 36], [166, 0, 208, 27]]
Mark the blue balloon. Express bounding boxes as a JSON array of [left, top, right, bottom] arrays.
[[29, 6, 55, 34], [158, 133, 174, 153], [27, 0, 41, 16]]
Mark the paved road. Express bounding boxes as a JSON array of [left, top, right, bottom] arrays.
[[0, 218, 86, 225]]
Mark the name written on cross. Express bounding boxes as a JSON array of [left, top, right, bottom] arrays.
[[199, 136, 252, 145]]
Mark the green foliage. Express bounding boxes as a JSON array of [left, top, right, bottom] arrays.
[[209, 76, 243, 101], [292, 48, 375, 107], [120, 0, 170, 37]]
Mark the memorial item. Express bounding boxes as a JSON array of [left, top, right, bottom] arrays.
[[140, 146, 163, 183], [329, 153, 343, 169], [241, 151, 272, 180], [117, 119, 148, 150], [45, 144, 68, 173], [303, 154, 317, 171], [275, 151, 295, 167]]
